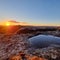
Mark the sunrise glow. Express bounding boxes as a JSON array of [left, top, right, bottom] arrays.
[[5, 22, 10, 26]]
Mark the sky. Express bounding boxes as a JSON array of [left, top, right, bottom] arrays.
[[0, 0, 60, 26]]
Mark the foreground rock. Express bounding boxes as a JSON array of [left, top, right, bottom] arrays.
[[0, 34, 29, 60], [0, 34, 60, 60]]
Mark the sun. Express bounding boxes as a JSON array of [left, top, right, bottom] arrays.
[[5, 22, 10, 26]]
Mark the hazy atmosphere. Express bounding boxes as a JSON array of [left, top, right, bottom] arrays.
[[0, 0, 60, 26]]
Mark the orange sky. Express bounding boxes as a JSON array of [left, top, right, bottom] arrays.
[[0, 20, 60, 26], [0, 20, 30, 26]]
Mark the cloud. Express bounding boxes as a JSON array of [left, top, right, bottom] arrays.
[[0, 20, 31, 26], [8, 20, 29, 26], [8, 20, 20, 23]]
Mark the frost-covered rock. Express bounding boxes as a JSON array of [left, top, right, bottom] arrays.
[[0, 34, 29, 60]]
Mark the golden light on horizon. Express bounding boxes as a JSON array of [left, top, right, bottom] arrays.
[[0, 20, 60, 26], [5, 22, 11, 26]]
